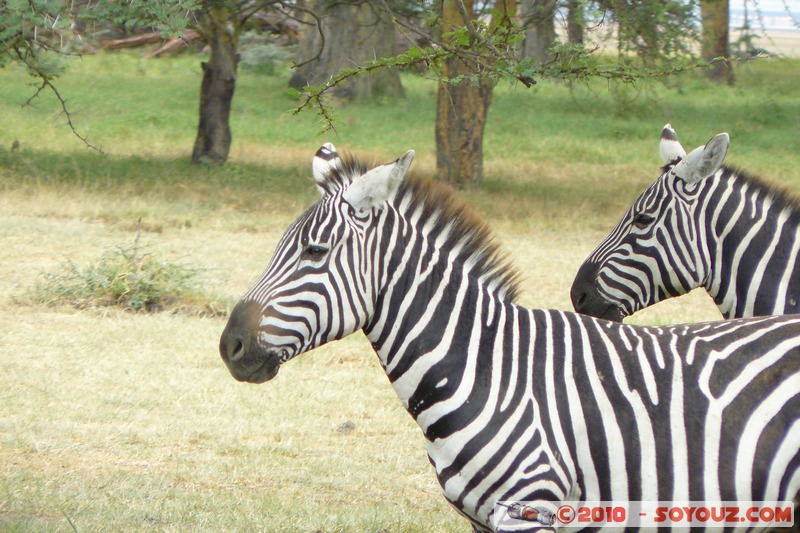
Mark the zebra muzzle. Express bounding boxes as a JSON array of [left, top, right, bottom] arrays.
[[219, 300, 286, 383], [570, 261, 627, 322]]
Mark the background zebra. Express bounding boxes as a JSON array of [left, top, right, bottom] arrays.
[[219, 144, 800, 532], [571, 124, 800, 322]]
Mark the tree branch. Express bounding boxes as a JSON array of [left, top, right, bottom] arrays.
[[26, 77, 104, 153], [290, 3, 325, 69]]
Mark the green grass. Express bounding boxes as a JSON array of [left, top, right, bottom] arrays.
[[1, 50, 799, 531]]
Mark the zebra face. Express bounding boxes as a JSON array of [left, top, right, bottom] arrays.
[[572, 176, 692, 320], [571, 124, 729, 321], [219, 145, 415, 383]]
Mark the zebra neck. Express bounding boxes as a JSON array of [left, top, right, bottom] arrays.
[[702, 170, 800, 317], [364, 255, 511, 432]]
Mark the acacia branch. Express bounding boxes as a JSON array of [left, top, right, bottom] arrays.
[[453, 0, 480, 47], [292, 46, 452, 132]]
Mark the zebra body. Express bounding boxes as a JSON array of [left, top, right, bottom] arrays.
[[572, 124, 800, 322], [220, 145, 800, 532]]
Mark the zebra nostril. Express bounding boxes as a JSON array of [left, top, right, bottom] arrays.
[[572, 290, 589, 312], [575, 292, 587, 308], [228, 337, 246, 362]]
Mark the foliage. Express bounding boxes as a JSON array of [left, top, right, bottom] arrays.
[[594, 0, 700, 60], [1, 0, 92, 146], [0, 0, 72, 75], [26, 230, 225, 315], [83, 0, 199, 37], [290, 0, 728, 132], [294, 40, 720, 133]]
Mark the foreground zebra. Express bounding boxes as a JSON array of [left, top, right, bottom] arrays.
[[572, 124, 800, 322], [219, 144, 800, 532]]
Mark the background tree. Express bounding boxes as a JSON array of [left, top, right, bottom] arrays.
[[520, 0, 559, 61], [601, 0, 699, 60], [191, 3, 241, 164], [91, 0, 251, 164], [178, 0, 294, 164], [3, 0, 292, 164], [567, 0, 585, 44], [296, 0, 717, 186], [289, 0, 404, 100], [700, 0, 733, 84], [435, 0, 515, 187]]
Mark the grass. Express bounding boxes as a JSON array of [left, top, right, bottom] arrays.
[[1, 49, 799, 531]]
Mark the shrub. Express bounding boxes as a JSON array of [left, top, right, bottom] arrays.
[[27, 232, 227, 316]]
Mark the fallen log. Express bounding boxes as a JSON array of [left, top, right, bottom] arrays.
[[100, 31, 164, 49], [147, 31, 202, 58]]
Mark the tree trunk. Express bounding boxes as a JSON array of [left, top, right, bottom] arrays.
[[435, 65, 493, 187], [567, 0, 584, 44], [289, 1, 403, 99], [192, 6, 239, 165], [350, 3, 404, 99], [700, 0, 734, 84], [520, 0, 558, 61], [435, 0, 498, 187]]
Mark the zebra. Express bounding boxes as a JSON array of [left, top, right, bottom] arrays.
[[571, 124, 800, 322], [219, 144, 800, 532]]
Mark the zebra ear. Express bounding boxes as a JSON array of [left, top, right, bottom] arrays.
[[343, 150, 415, 212], [659, 123, 686, 164], [672, 133, 729, 184], [312, 143, 341, 195]]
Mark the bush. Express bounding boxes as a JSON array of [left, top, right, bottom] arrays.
[[238, 31, 294, 75], [27, 233, 227, 316]]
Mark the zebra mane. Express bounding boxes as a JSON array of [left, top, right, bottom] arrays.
[[324, 152, 523, 302], [725, 165, 800, 219], [660, 160, 800, 218]]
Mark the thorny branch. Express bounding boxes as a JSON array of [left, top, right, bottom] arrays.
[[10, 33, 102, 152], [25, 71, 104, 153]]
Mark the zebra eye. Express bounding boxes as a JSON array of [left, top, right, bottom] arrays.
[[303, 244, 328, 260], [632, 212, 656, 229]]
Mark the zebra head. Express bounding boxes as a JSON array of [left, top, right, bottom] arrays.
[[571, 124, 730, 321], [219, 144, 415, 383]]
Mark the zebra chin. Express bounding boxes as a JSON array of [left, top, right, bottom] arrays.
[[591, 304, 627, 323], [571, 290, 628, 322], [220, 336, 287, 384], [573, 298, 627, 322]]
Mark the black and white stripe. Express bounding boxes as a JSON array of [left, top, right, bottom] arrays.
[[220, 145, 800, 532], [572, 124, 800, 321]]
